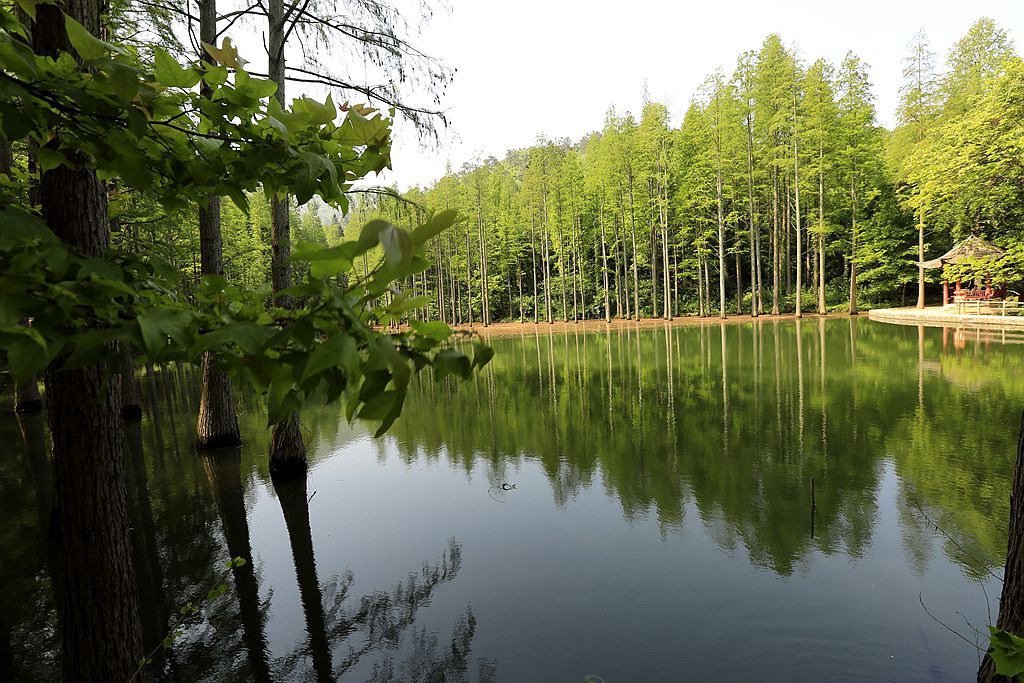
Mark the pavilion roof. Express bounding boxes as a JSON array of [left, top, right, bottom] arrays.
[[917, 234, 1006, 269]]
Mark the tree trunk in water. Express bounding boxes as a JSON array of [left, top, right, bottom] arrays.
[[34, 1, 143, 678], [119, 343, 143, 421], [978, 410, 1024, 682], [196, 353, 242, 448], [271, 411, 306, 476], [14, 376, 42, 413], [268, 0, 306, 471], [194, 0, 240, 448]]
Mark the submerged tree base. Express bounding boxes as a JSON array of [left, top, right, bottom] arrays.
[[270, 411, 306, 476], [195, 354, 242, 450]]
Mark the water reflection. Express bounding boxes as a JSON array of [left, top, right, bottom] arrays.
[[394, 319, 1022, 577], [2, 318, 1022, 681]]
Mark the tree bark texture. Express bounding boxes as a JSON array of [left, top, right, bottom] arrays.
[[196, 352, 242, 448], [979, 410, 1024, 682], [270, 411, 306, 476], [34, 0, 144, 678], [119, 343, 143, 421]]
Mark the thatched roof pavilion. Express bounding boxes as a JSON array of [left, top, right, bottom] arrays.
[[917, 235, 1007, 306], [918, 234, 1006, 270]]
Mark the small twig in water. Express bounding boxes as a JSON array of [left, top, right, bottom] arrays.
[[919, 592, 984, 653]]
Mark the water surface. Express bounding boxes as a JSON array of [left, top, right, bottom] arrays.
[[2, 318, 1022, 681]]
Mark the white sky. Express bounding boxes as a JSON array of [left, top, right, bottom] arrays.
[[358, 0, 1022, 191]]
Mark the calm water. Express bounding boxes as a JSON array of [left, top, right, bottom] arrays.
[[2, 318, 1023, 681]]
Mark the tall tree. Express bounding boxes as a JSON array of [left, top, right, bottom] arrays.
[[893, 30, 939, 310], [195, 0, 242, 448], [802, 59, 837, 316], [268, 0, 306, 473], [836, 52, 879, 315], [32, 0, 143, 676]]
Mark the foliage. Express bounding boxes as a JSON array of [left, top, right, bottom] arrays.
[[988, 627, 1024, 679], [0, 0, 489, 436]]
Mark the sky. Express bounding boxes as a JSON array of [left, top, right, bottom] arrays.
[[357, 0, 1023, 191]]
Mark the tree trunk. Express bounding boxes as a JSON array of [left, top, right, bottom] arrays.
[[917, 203, 926, 309], [978, 410, 1024, 682], [475, 185, 489, 326], [628, 175, 640, 320], [600, 188, 611, 322], [119, 343, 143, 421], [268, 0, 306, 470], [735, 247, 743, 314], [3, 134, 43, 414], [530, 209, 538, 324], [542, 189, 553, 323], [194, 0, 240, 447], [697, 248, 705, 318], [34, 1, 144, 678], [793, 107, 803, 319], [849, 175, 859, 315], [745, 119, 758, 318], [771, 167, 780, 315], [14, 375, 42, 413], [818, 144, 827, 315]]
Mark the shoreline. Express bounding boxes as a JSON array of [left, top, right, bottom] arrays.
[[443, 312, 839, 338]]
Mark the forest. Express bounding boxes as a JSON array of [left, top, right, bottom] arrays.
[[337, 20, 1024, 323]]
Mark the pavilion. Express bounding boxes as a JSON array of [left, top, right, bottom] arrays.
[[917, 234, 1007, 306]]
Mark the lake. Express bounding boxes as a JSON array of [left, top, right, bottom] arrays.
[[2, 317, 1022, 681]]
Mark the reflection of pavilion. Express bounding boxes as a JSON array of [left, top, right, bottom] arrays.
[[918, 235, 1015, 311]]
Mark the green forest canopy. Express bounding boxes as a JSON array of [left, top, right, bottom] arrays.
[[331, 20, 1023, 323]]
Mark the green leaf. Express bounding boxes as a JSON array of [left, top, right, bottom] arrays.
[[14, 0, 46, 21], [989, 628, 1024, 678], [472, 341, 495, 369], [358, 390, 399, 421], [432, 348, 471, 381], [302, 332, 355, 382], [36, 147, 69, 172], [154, 48, 201, 89], [409, 320, 452, 342], [63, 14, 110, 61], [4, 334, 60, 382], [202, 38, 243, 70], [411, 209, 457, 246], [136, 308, 192, 356]]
